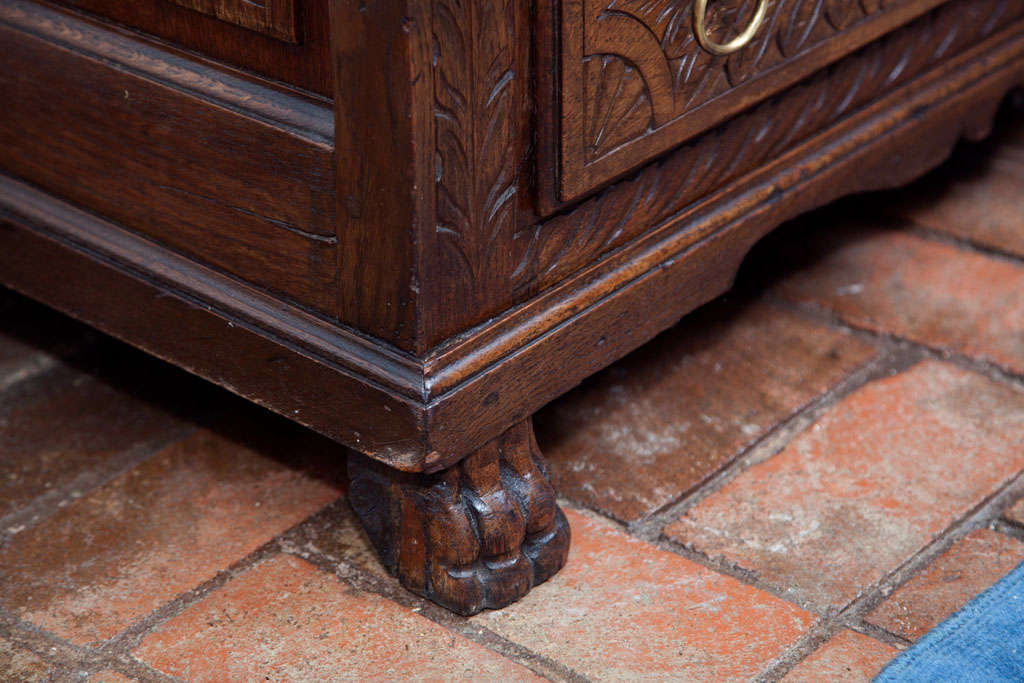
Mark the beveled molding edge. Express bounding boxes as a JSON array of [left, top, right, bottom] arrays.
[[419, 22, 1024, 436], [1, 16, 1020, 474], [0, 174, 424, 402], [0, 0, 332, 144], [0, 173, 440, 473], [4, 21, 1022, 472]]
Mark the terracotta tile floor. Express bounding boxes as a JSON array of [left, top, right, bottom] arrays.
[[3, 107, 1024, 681]]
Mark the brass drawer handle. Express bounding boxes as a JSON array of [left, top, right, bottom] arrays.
[[693, 0, 770, 56]]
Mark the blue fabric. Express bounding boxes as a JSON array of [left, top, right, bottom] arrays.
[[875, 559, 1024, 682]]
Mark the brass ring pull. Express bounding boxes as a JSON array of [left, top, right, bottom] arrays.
[[693, 0, 770, 56]]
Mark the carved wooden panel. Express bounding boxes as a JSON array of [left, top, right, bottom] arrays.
[[429, 0, 526, 328], [556, 0, 952, 200], [166, 0, 297, 42], [520, 0, 1023, 294]]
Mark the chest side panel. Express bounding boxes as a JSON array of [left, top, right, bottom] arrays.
[[51, 0, 331, 95]]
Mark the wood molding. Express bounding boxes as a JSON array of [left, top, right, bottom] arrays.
[[521, 0, 1022, 299], [4, 14, 1018, 472], [332, 0, 531, 353], [408, 0, 1021, 347], [417, 16, 1024, 462], [0, 173, 432, 469], [1, 0, 338, 315], [2, 0, 1020, 475], [0, 0, 330, 142], [50, 0, 332, 95]]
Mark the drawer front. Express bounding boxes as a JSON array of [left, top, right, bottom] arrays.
[[554, 0, 952, 202]]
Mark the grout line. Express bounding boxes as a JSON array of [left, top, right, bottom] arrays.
[[0, 425, 198, 549], [766, 290, 1024, 393], [80, 216, 1024, 682], [651, 532, 826, 616], [583, 228, 1024, 677], [994, 518, 1024, 541], [545, 275, 1024, 679], [849, 620, 915, 650], [276, 503, 592, 683], [4, 509, 362, 680], [98, 537, 284, 659], [906, 223, 1024, 268], [625, 343, 921, 545], [90, 497, 589, 683], [764, 290, 923, 352], [759, 471, 1024, 681], [752, 618, 836, 683], [0, 609, 101, 677], [0, 608, 181, 683], [6, 189, 1024, 679], [934, 349, 1024, 393]]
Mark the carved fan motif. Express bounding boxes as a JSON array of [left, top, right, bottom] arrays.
[[577, 0, 888, 162], [583, 56, 654, 161]]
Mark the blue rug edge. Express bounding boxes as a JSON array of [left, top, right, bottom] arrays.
[[874, 556, 1024, 682]]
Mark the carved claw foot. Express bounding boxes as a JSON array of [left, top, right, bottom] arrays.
[[347, 418, 570, 615]]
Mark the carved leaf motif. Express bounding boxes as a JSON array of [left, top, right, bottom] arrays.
[[776, 0, 826, 58], [433, 0, 517, 295], [723, 0, 778, 86]]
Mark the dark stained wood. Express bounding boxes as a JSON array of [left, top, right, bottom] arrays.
[[347, 418, 570, 616], [515, 0, 1024, 334], [337, 0, 1023, 351], [0, 0, 338, 315], [417, 0, 534, 351], [552, 0, 952, 202], [421, 25, 1024, 464], [2, 0, 1024, 614], [331, 0, 424, 350], [167, 0, 298, 42], [331, 0, 534, 354], [51, 0, 331, 95], [0, 175, 428, 470], [6, 0, 1016, 455]]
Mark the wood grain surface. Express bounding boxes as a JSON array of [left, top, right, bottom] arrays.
[[1, 0, 1021, 471]]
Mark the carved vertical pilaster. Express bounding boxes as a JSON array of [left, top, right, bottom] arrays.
[[420, 0, 532, 346]]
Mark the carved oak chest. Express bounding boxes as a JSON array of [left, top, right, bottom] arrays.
[[2, 0, 1022, 614]]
